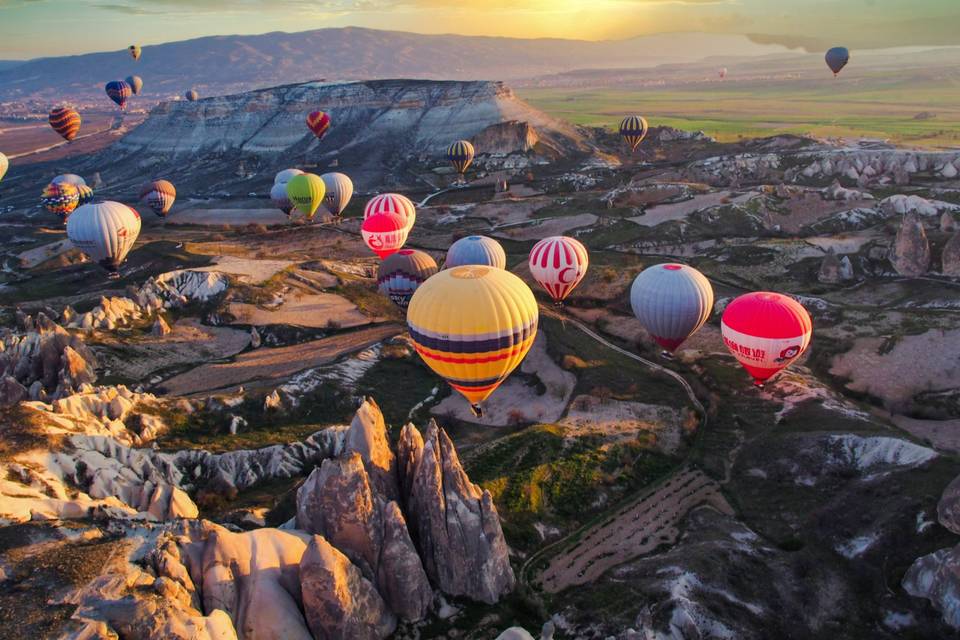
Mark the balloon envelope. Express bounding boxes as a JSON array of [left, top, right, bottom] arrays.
[[128, 45, 141, 60], [619, 115, 648, 153], [52, 174, 86, 187], [185, 90, 199, 102], [630, 263, 713, 351], [362, 212, 408, 259], [270, 182, 294, 216], [306, 111, 331, 140], [286, 173, 326, 219], [49, 106, 81, 141], [142, 179, 176, 217], [274, 169, 304, 185], [721, 292, 812, 385], [825, 47, 850, 75], [407, 265, 539, 411], [105, 81, 132, 109], [76, 184, 95, 206], [41, 182, 80, 220], [377, 249, 438, 309], [0, 152, 7, 184], [126, 75, 143, 95], [321, 172, 353, 217], [66, 202, 141, 277], [445, 235, 506, 270], [446, 140, 475, 175], [528, 236, 589, 303], [364, 193, 416, 232]]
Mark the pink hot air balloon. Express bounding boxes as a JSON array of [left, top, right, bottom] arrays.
[[362, 212, 408, 260], [528, 236, 589, 304], [363, 193, 416, 232]]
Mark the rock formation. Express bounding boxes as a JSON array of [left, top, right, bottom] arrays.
[[943, 232, 960, 278], [152, 316, 172, 336], [942, 212, 957, 232], [818, 249, 842, 284], [397, 420, 516, 603], [889, 214, 931, 277]]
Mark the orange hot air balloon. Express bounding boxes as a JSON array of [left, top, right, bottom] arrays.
[[49, 106, 81, 141], [306, 111, 331, 141]]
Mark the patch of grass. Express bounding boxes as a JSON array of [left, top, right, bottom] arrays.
[[355, 357, 439, 428]]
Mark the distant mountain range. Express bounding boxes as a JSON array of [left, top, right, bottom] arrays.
[[0, 27, 793, 102]]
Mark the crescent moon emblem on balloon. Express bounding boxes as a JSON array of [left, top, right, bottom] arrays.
[[557, 267, 575, 284]]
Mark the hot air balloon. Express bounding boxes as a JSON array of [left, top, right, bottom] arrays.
[[270, 182, 294, 216], [721, 292, 812, 386], [41, 182, 80, 221], [185, 90, 199, 102], [286, 173, 326, 220], [274, 168, 304, 186], [321, 172, 353, 218], [446, 140, 475, 179], [49, 106, 81, 141], [619, 115, 648, 154], [719, 67, 727, 79], [105, 81, 132, 109], [377, 249, 438, 309], [125, 75, 143, 95], [528, 236, 589, 304], [825, 47, 849, 76], [363, 193, 416, 232], [76, 184, 95, 206], [361, 212, 408, 259], [128, 45, 141, 61], [67, 202, 141, 278], [52, 174, 86, 187], [630, 264, 714, 352], [0, 152, 8, 184], [407, 265, 538, 416], [142, 179, 176, 218], [445, 235, 506, 270], [306, 111, 331, 141]]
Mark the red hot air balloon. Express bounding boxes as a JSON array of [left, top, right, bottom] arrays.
[[361, 212, 408, 259], [528, 236, 589, 304], [720, 292, 812, 386], [49, 106, 81, 141], [306, 111, 331, 141]]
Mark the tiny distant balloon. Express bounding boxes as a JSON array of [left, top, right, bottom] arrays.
[[825, 47, 850, 76], [128, 45, 141, 61], [446, 140, 475, 177], [286, 173, 326, 220], [185, 90, 199, 102], [719, 67, 727, 79], [41, 182, 80, 221], [320, 172, 353, 217], [142, 179, 176, 217], [619, 115, 648, 154], [126, 75, 143, 95], [67, 201, 141, 278], [377, 249, 438, 309], [445, 235, 506, 270], [105, 81, 132, 109], [49, 106, 81, 141], [306, 111, 331, 140], [361, 212, 408, 259]]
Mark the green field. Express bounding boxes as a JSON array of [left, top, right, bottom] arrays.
[[519, 75, 960, 148]]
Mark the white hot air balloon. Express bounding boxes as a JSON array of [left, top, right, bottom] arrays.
[[66, 201, 141, 278], [52, 173, 87, 187], [528, 235, 589, 304], [320, 172, 354, 217], [274, 168, 304, 186]]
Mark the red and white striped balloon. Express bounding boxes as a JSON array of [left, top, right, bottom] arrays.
[[364, 193, 416, 232], [528, 236, 589, 303], [361, 212, 409, 260]]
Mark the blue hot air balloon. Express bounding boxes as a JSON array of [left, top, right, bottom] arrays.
[[825, 47, 850, 76], [444, 235, 506, 270]]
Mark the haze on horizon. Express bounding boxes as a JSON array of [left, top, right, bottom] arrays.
[[0, 0, 958, 60]]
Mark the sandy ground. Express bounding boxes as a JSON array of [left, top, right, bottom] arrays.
[[160, 324, 401, 395], [192, 255, 294, 283], [95, 318, 251, 381], [228, 293, 370, 329], [539, 468, 732, 593], [493, 213, 599, 241], [628, 191, 755, 227], [830, 329, 960, 406], [890, 415, 960, 454], [431, 333, 576, 426], [168, 208, 291, 227], [559, 395, 684, 454]]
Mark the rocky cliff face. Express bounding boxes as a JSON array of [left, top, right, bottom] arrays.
[[889, 214, 931, 277]]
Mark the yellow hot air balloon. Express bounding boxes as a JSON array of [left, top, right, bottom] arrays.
[[286, 173, 326, 220], [407, 266, 538, 416]]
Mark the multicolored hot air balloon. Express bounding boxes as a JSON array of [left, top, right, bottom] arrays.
[[529, 236, 589, 304], [286, 173, 326, 220], [41, 182, 80, 221], [825, 47, 850, 76], [306, 111, 331, 141], [52, 174, 86, 187], [407, 265, 539, 416], [0, 152, 8, 185], [185, 90, 199, 102], [270, 182, 294, 216], [142, 179, 176, 218], [445, 235, 506, 270], [49, 106, 81, 141], [721, 292, 812, 386], [630, 264, 714, 352], [377, 249, 438, 309], [619, 115, 648, 154], [274, 169, 304, 186], [126, 75, 143, 95], [446, 140, 475, 178], [321, 172, 353, 218], [76, 184, 95, 206], [105, 81, 132, 109], [364, 193, 416, 232], [67, 202, 141, 278], [361, 212, 408, 259], [128, 45, 141, 61]]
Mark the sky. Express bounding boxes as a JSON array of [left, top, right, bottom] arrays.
[[1, 0, 958, 59]]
